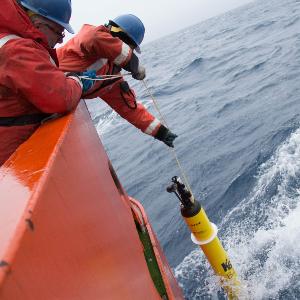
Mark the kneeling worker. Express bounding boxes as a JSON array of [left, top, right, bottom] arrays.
[[57, 14, 177, 148]]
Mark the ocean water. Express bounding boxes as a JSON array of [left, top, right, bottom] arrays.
[[87, 0, 300, 298]]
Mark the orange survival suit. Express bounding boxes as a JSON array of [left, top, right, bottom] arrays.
[[0, 0, 82, 166], [57, 25, 162, 137]]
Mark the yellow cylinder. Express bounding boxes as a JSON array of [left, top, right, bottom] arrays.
[[184, 207, 214, 242], [182, 206, 240, 299], [201, 237, 239, 299], [201, 237, 236, 278]]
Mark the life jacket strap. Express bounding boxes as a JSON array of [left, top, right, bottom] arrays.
[[0, 114, 52, 127]]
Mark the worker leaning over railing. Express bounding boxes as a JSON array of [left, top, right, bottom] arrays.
[[57, 14, 178, 148], [0, 0, 93, 167]]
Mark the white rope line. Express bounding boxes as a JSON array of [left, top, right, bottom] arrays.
[[78, 71, 195, 198], [141, 79, 195, 199], [78, 73, 131, 81]]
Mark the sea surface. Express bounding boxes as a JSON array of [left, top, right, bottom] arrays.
[[87, 0, 300, 298]]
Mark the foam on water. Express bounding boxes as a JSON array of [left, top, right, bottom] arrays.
[[175, 128, 300, 299]]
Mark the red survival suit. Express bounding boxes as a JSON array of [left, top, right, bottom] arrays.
[[57, 25, 162, 136], [0, 0, 82, 166]]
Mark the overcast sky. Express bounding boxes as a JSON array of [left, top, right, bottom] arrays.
[[68, 0, 254, 44]]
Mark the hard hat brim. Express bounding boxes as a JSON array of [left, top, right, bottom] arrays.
[[58, 22, 74, 34], [41, 17, 74, 34], [135, 45, 141, 54]]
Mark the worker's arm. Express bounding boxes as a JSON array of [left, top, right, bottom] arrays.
[[80, 26, 141, 74], [2, 39, 82, 113], [100, 80, 177, 146], [100, 79, 161, 135]]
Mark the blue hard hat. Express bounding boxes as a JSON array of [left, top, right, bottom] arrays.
[[111, 14, 145, 53], [20, 0, 74, 33]]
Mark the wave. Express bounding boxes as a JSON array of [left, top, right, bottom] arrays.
[[283, 15, 300, 28], [229, 61, 266, 83], [94, 110, 119, 135], [216, 97, 251, 117], [253, 20, 277, 32], [173, 57, 204, 78]]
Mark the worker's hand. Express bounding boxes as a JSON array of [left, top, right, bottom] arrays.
[[66, 70, 96, 93], [132, 64, 146, 80], [80, 70, 97, 93], [162, 130, 178, 147], [154, 125, 178, 148]]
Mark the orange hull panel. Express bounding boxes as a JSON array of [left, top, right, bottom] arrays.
[[0, 102, 183, 299]]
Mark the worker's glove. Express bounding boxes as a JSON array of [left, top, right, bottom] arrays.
[[66, 70, 96, 93], [154, 125, 178, 148], [132, 64, 146, 80], [79, 70, 97, 93]]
